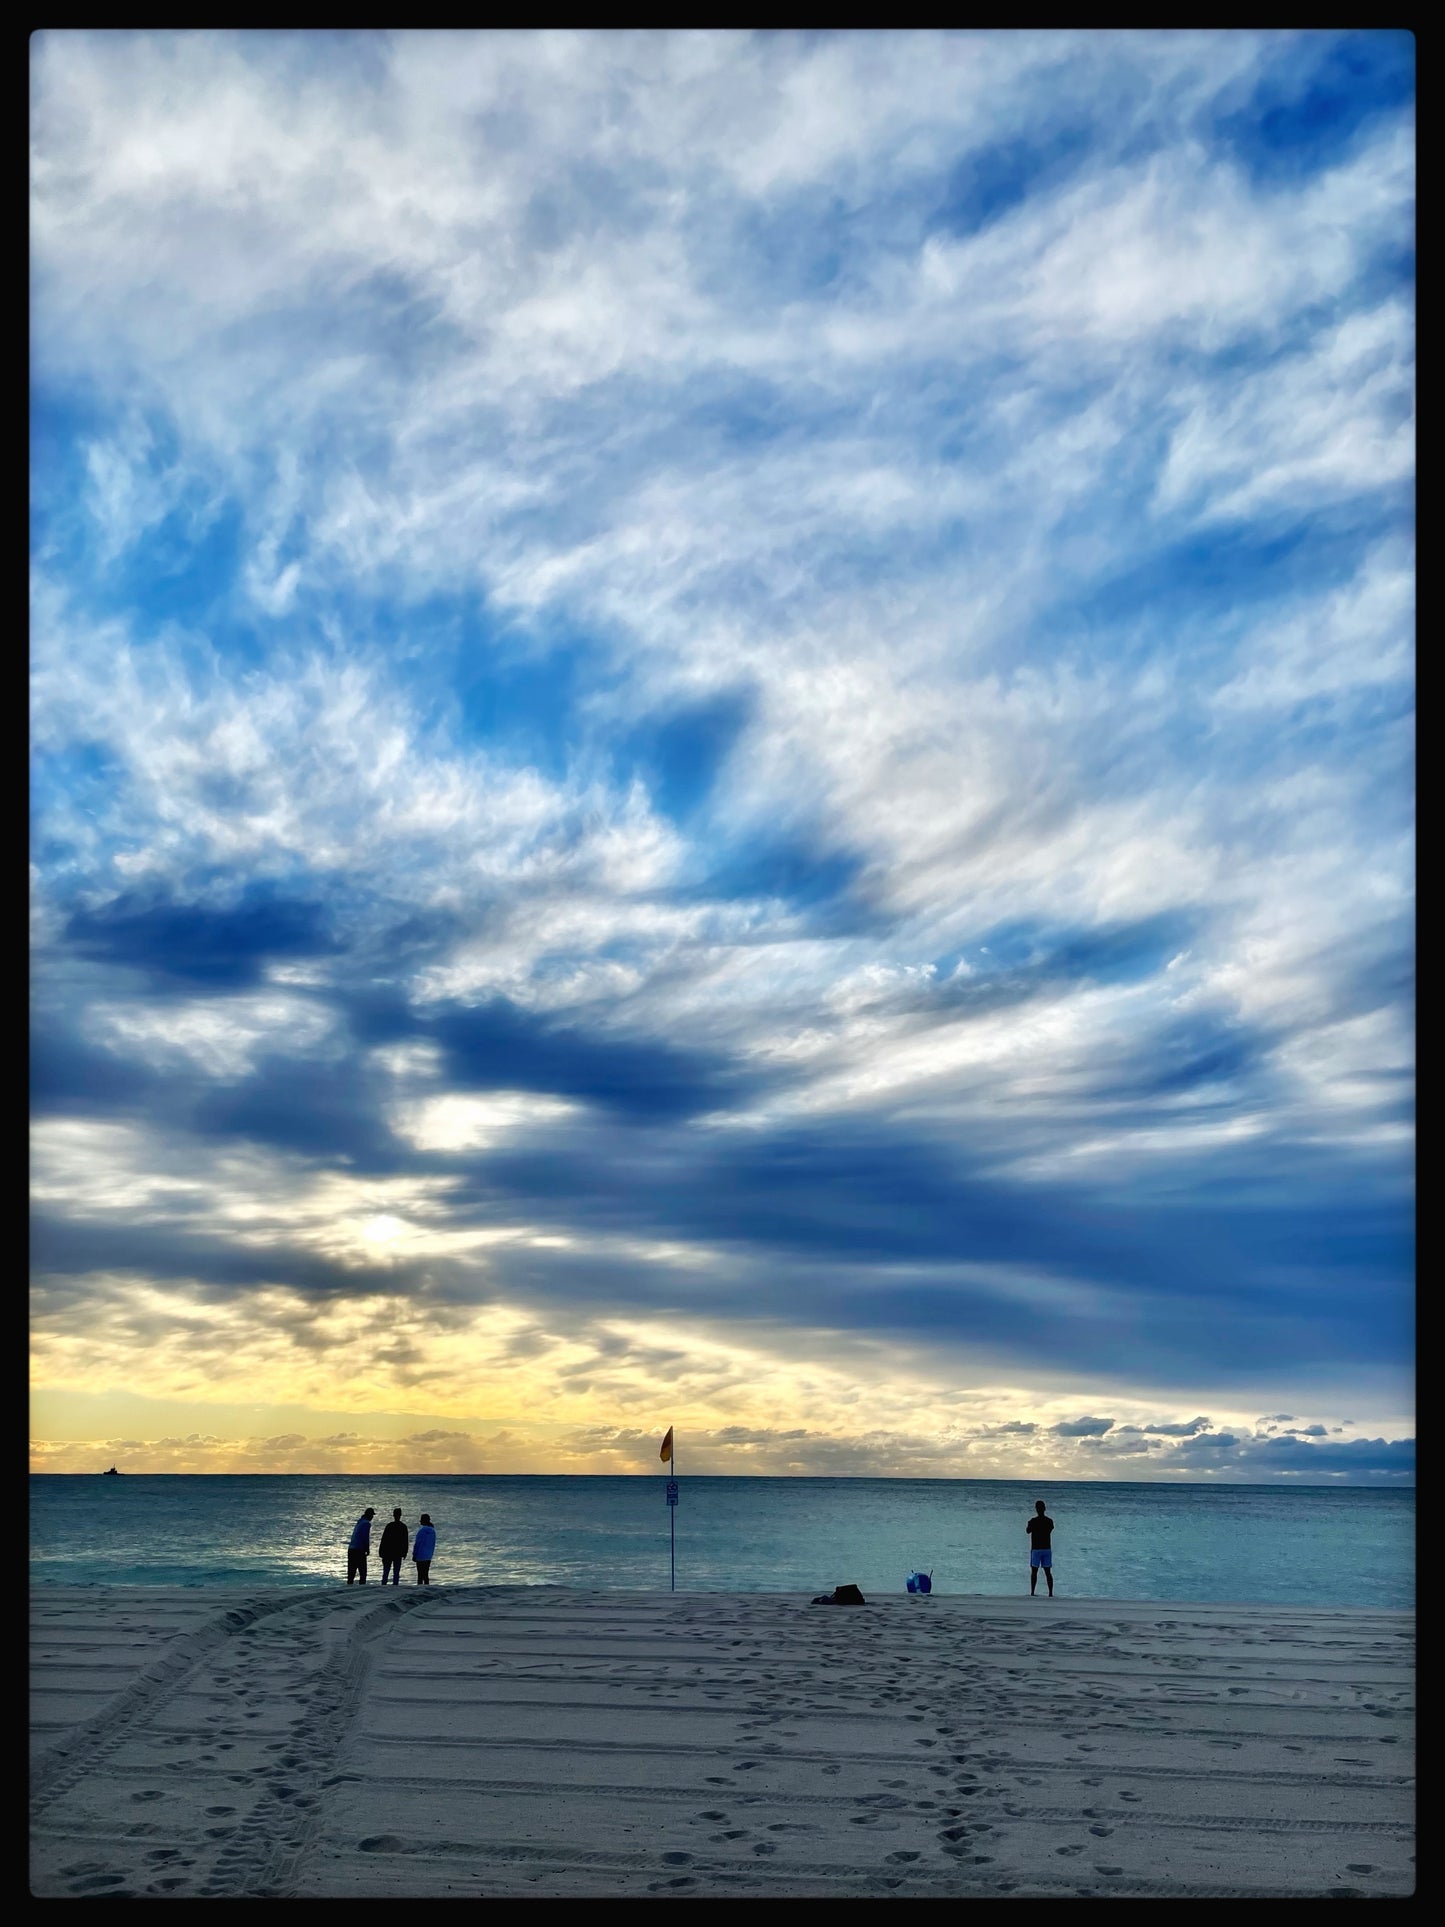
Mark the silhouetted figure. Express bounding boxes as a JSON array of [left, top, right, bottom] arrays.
[[413, 1513, 436, 1585], [347, 1507, 376, 1584], [379, 1508, 408, 1586], [1026, 1499, 1054, 1596]]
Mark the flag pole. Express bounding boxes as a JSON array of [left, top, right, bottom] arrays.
[[661, 1425, 676, 1593]]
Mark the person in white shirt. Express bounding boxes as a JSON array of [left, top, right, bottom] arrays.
[[412, 1513, 437, 1584]]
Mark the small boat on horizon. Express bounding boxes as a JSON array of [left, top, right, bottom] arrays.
[[102, 1466, 122, 1476]]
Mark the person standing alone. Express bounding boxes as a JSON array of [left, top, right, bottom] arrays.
[[379, 1507, 408, 1586], [1026, 1499, 1055, 1596], [347, 1507, 376, 1585], [412, 1513, 437, 1585]]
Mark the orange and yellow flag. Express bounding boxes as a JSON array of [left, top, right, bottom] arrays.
[[659, 1426, 674, 1463]]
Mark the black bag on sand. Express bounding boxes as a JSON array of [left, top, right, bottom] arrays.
[[811, 1583, 867, 1605]]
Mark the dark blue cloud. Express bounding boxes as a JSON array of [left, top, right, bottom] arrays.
[[429, 999, 759, 1122], [1095, 1010, 1263, 1102], [66, 886, 336, 987], [29, 900, 1414, 1390], [28, 1208, 428, 1304], [30, 1015, 163, 1115], [189, 1056, 407, 1171], [1237, 1434, 1414, 1474]]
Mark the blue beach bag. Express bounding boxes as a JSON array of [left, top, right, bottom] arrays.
[[906, 1570, 933, 1594]]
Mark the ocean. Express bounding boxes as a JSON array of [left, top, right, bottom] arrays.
[[28, 1475, 1413, 1609]]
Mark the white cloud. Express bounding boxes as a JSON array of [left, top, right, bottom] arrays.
[[392, 1091, 579, 1152]]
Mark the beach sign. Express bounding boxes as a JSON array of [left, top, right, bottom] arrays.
[[665, 1480, 679, 1506]]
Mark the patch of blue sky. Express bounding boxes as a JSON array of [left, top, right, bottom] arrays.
[[450, 623, 618, 787], [689, 839, 875, 934], [1214, 30, 1415, 187], [1067, 514, 1382, 641], [614, 689, 754, 826], [930, 917, 1194, 1010], [30, 391, 105, 536], [31, 739, 123, 816], [928, 121, 1096, 240], [704, 193, 877, 302], [31, 397, 273, 666], [673, 379, 832, 455], [101, 505, 254, 645]]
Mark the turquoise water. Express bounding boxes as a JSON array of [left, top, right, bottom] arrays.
[[27, 1475, 1412, 1610]]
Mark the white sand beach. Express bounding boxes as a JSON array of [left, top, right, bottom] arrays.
[[30, 1586, 1414, 1898]]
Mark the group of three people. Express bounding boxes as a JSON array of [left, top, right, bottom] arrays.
[[347, 1507, 437, 1585]]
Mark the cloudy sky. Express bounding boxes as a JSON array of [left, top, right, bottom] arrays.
[[31, 30, 1413, 1481]]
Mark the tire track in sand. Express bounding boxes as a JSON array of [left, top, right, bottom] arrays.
[[31, 1593, 334, 1820], [200, 1589, 439, 1898]]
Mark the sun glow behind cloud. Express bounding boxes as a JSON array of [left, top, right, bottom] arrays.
[[30, 29, 1413, 1479]]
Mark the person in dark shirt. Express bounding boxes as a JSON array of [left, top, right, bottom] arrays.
[[1026, 1499, 1055, 1596], [379, 1508, 409, 1586], [347, 1507, 376, 1584]]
